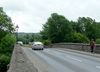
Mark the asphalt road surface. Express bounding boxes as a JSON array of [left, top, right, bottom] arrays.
[[22, 47, 100, 72]]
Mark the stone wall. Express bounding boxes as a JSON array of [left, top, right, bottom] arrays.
[[51, 43, 100, 53], [7, 45, 38, 72]]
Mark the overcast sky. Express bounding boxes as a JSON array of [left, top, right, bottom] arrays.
[[0, 0, 100, 33]]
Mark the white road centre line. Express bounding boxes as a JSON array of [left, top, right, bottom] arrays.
[[66, 56, 82, 62], [96, 66, 100, 69]]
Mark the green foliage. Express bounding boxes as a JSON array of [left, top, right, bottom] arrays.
[[64, 33, 74, 42], [41, 13, 100, 43], [34, 33, 42, 41], [18, 33, 35, 44], [96, 39, 100, 44], [41, 13, 73, 43], [0, 34, 16, 48], [0, 7, 16, 72], [0, 34, 16, 55], [0, 54, 10, 72], [30, 34, 35, 42], [76, 17, 100, 40], [18, 33, 42, 44], [0, 7, 14, 41], [0, 34, 16, 72], [72, 32, 89, 43], [43, 40, 51, 45]]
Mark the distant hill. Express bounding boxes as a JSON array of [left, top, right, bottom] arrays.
[[17, 32, 42, 43]]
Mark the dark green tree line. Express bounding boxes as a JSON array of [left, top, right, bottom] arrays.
[[17, 33, 42, 44], [41, 13, 100, 43]]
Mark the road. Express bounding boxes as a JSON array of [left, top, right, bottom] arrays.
[[22, 47, 100, 72]]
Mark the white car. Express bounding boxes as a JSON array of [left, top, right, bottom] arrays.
[[17, 41, 23, 46], [32, 42, 44, 50]]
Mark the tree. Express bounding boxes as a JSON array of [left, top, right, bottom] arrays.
[[72, 32, 89, 43], [76, 17, 99, 40], [41, 13, 100, 43], [41, 24, 49, 40], [0, 34, 16, 54], [41, 13, 73, 43], [0, 7, 16, 72], [30, 33, 34, 42], [0, 7, 14, 41], [94, 22, 100, 39]]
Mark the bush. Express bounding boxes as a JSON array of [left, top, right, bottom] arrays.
[[0, 34, 16, 49], [0, 55, 10, 72], [72, 32, 89, 43], [96, 39, 100, 44], [0, 34, 16, 72], [64, 33, 74, 42], [43, 40, 51, 45], [0, 34, 16, 52]]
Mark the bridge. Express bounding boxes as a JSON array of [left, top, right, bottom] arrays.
[[8, 43, 100, 72]]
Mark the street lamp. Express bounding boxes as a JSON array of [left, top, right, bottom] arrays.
[[16, 25, 19, 42]]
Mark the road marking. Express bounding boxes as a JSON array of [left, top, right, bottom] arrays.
[[66, 56, 82, 62], [96, 66, 100, 69]]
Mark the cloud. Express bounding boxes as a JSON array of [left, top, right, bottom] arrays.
[[0, 0, 100, 32]]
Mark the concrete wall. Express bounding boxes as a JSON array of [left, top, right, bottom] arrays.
[[51, 43, 100, 53]]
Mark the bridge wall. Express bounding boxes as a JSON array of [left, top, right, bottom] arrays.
[[7, 45, 37, 72], [51, 43, 100, 53]]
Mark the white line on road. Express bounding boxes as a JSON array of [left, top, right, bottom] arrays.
[[96, 66, 100, 69], [66, 56, 82, 62]]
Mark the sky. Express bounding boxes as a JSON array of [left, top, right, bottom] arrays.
[[0, 0, 100, 33]]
